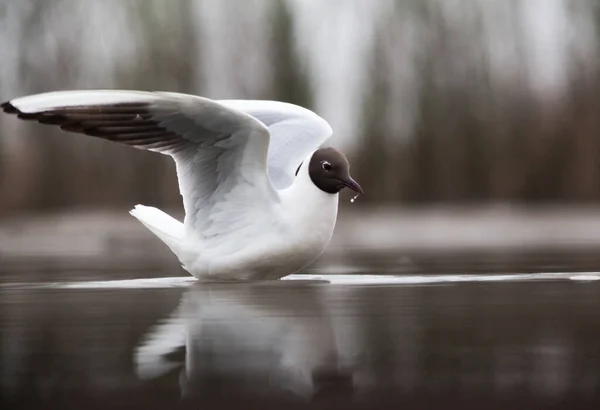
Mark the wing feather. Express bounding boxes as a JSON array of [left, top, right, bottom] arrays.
[[2, 91, 274, 240], [218, 100, 333, 189]]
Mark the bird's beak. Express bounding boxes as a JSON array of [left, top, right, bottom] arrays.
[[340, 176, 364, 194]]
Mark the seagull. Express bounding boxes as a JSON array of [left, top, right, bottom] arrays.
[[1, 90, 363, 280]]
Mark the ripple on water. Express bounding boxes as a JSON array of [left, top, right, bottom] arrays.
[[2, 271, 598, 290]]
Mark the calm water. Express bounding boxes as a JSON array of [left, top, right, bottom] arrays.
[[2, 252, 600, 409]]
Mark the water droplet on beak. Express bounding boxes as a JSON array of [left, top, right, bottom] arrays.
[[350, 193, 360, 203]]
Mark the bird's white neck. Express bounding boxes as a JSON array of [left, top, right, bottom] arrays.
[[277, 152, 339, 239]]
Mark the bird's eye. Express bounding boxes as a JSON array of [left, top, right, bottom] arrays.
[[322, 161, 333, 171]]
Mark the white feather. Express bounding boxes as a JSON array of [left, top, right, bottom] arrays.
[[129, 205, 184, 254], [3, 90, 340, 280], [9, 89, 158, 113], [218, 99, 332, 189]]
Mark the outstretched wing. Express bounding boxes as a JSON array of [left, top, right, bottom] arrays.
[[217, 100, 333, 190], [1, 90, 276, 238]]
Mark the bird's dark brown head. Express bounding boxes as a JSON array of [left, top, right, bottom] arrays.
[[308, 147, 363, 195]]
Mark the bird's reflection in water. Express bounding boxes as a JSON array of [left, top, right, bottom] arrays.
[[3, 275, 600, 408], [134, 280, 354, 400]]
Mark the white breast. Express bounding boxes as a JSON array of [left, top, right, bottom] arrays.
[[272, 181, 339, 277], [185, 159, 339, 280]]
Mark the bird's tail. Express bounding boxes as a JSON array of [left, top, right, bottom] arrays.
[[129, 205, 185, 254]]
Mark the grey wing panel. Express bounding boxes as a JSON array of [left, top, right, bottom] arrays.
[[2, 91, 276, 237], [217, 100, 333, 190]]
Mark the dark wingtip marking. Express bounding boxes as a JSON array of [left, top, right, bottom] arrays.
[[17, 112, 38, 120], [37, 114, 68, 125], [60, 124, 85, 133], [1, 101, 180, 153], [1, 101, 18, 114]]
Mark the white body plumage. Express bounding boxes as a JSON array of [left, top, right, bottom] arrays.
[[3, 90, 362, 280]]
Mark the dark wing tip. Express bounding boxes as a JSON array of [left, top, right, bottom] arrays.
[[1, 102, 42, 120], [1, 101, 18, 114], [0, 100, 182, 153]]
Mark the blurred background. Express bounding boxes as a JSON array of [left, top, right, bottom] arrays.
[[3, 0, 600, 210], [4, 2, 600, 408], [3, 0, 600, 272]]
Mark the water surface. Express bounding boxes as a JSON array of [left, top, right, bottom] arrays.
[[2, 254, 600, 409]]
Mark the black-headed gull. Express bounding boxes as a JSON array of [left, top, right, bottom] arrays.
[[2, 90, 363, 280]]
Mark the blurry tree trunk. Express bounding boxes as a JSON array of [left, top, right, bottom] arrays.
[[268, 0, 313, 108], [16, 0, 75, 210]]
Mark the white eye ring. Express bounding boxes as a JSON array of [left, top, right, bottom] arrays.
[[322, 161, 333, 171]]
